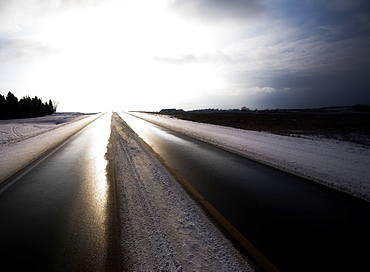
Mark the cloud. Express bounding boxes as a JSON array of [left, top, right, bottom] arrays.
[[168, 0, 267, 23], [0, 38, 61, 63], [0, 0, 110, 34], [251, 64, 370, 109], [326, 0, 369, 12], [166, 0, 370, 109], [248, 86, 276, 94], [225, 0, 370, 77], [153, 54, 198, 65], [153, 52, 233, 65], [1, 0, 369, 111]]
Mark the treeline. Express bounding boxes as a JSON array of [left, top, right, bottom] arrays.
[[0, 91, 57, 120]]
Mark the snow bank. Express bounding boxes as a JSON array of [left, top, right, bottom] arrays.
[[0, 113, 103, 183], [129, 112, 370, 202]]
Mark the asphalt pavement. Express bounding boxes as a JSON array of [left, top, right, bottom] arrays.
[[0, 113, 118, 271]]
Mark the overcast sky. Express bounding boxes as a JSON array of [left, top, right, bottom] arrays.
[[1, 0, 369, 112]]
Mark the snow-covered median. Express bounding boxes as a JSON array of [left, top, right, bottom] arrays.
[[130, 112, 370, 202], [0, 113, 103, 182]]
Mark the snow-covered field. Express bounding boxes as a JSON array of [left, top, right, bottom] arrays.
[[129, 112, 370, 202], [0, 113, 102, 182]]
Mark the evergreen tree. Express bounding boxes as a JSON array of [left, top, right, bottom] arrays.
[[19, 96, 35, 117], [48, 99, 54, 114], [0, 91, 57, 120], [0, 94, 7, 119], [6, 92, 20, 119]]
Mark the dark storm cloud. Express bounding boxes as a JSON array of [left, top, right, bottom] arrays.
[[166, 0, 370, 108], [168, 0, 267, 22], [256, 68, 370, 109], [279, 0, 370, 40], [238, 44, 370, 108], [293, 2, 369, 106], [228, 0, 370, 108]]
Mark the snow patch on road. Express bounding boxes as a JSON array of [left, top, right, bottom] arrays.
[[129, 112, 370, 202]]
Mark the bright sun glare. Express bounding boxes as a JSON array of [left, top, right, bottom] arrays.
[[27, 0, 225, 112]]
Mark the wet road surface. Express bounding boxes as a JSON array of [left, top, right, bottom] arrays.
[[121, 112, 370, 272], [0, 113, 117, 271]]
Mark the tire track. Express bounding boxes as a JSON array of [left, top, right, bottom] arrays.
[[11, 125, 22, 138]]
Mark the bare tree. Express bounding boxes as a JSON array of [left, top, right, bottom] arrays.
[[52, 100, 60, 112]]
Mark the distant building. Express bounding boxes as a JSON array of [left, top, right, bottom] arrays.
[[159, 108, 184, 113]]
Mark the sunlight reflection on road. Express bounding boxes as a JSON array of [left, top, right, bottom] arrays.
[[85, 112, 111, 224], [59, 112, 112, 271]]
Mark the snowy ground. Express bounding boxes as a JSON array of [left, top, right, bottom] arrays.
[[0, 113, 102, 182], [0, 113, 90, 145], [129, 112, 370, 202]]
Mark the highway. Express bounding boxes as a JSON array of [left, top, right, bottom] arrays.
[[1, 111, 370, 271], [120, 112, 370, 271], [0, 113, 118, 271]]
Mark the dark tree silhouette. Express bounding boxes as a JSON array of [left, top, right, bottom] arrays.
[[0, 94, 6, 119], [6, 92, 20, 119], [0, 91, 57, 120]]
